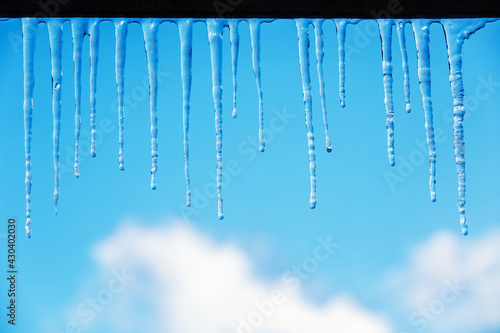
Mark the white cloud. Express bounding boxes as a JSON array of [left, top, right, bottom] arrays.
[[386, 230, 500, 333], [91, 219, 393, 333]]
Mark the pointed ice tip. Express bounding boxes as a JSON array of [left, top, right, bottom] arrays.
[[119, 165, 125, 171], [151, 185, 157, 190], [310, 201, 317, 209], [218, 213, 224, 220], [431, 192, 436, 202], [326, 146, 332, 153], [406, 104, 411, 113], [462, 225, 469, 236], [232, 109, 237, 118], [91, 151, 96, 158], [74, 171, 80, 178], [259, 145, 265, 152], [340, 99, 346, 108], [25, 219, 31, 238]]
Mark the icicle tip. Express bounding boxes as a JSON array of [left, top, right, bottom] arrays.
[[462, 224, 468, 236], [25, 218, 31, 238]]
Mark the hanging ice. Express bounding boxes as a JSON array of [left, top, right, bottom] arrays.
[[89, 19, 100, 158], [229, 19, 240, 119], [249, 19, 265, 152], [207, 19, 225, 220], [313, 19, 332, 152], [334, 19, 360, 108], [22, 18, 38, 238], [295, 19, 317, 209], [142, 19, 160, 190], [397, 20, 411, 113], [178, 19, 194, 207], [114, 19, 128, 171], [412, 19, 437, 202], [71, 19, 84, 177], [48, 19, 63, 215], [377, 19, 396, 166], [16, 17, 495, 236], [441, 18, 489, 236]]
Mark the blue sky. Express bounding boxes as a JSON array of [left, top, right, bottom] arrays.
[[0, 17, 499, 333]]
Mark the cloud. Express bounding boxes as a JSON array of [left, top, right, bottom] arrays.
[[91, 220, 393, 333], [386, 230, 500, 333]]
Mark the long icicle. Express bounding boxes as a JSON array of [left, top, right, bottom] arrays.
[[378, 19, 396, 166], [48, 19, 64, 215], [412, 20, 437, 202], [229, 19, 240, 118], [207, 19, 225, 220], [71, 19, 85, 178], [296, 19, 317, 209], [441, 18, 488, 235], [114, 19, 128, 171], [335, 20, 347, 108], [179, 19, 193, 207], [397, 20, 411, 113], [22, 18, 39, 238], [142, 19, 160, 190], [89, 19, 100, 157], [249, 20, 265, 152], [313, 19, 332, 152]]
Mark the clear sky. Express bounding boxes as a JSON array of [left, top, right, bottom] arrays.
[[0, 17, 499, 333]]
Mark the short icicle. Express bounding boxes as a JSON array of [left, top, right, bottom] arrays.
[[378, 19, 396, 166], [397, 20, 411, 113], [412, 20, 437, 202], [142, 19, 160, 190], [71, 19, 85, 178], [295, 19, 317, 209], [89, 19, 101, 157], [441, 18, 488, 235], [313, 19, 332, 152], [229, 19, 240, 118], [207, 19, 225, 219], [48, 19, 64, 215], [114, 19, 128, 171], [22, 18, 39, 238], [249, 20, 265, 152], [178, 19, 193, 207]]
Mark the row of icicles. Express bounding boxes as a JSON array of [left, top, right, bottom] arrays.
[[20, 17, 493, 237]]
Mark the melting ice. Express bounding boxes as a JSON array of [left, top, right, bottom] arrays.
[[18, 17, 493, 237]]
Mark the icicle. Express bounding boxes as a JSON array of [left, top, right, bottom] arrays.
[[397, 20, 411, 113], [412, 20, 437, 202], [114, 19, 128, 171], [48, 19, 64, 215], [22, 18, 39, 238], [313, 19, 332, 152], [335, 20, 347, 108], [295, 19, 317, 209], [207, 19, 225, 220], [89, 19, 100, 157], [71, 19, 85, 178], [378, 19, 396, 166], [334, 19, 360, 108], [179, 19, 193, 207], [442, 18, 488, 236], [229, 19, 240, 118], [142, 19, 160, 190], [249, 20, 265, 152]]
